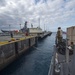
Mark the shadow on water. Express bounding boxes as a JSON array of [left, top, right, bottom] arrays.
[[0, 47, 36, 75], [0, 33, 56, 75]]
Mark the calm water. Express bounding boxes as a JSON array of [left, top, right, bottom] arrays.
[[0, 33, 56, 75]]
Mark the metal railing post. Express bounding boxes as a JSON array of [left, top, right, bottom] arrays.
[[66, 38, 69, 63], [66, 38, 69, 75], [73, 45, 75, 75]]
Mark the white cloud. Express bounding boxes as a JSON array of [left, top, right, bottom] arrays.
[[0, 0, 75, 31]]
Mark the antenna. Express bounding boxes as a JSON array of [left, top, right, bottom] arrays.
[[44, 24, 45, 31], [9, 25, 11, 31], [20, 24, 21, 30], [38, 18, 40, 28]]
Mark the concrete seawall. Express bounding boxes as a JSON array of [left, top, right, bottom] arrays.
[[38, 32, 52, 40], [0, 36, 37, 71], [0, 31, 51, 71]]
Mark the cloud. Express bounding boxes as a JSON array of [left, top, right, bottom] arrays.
[[0, 0, 75, 31], [0, 0, 6, 7]]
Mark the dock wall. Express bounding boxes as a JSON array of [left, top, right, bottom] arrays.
[[0, 36, 37, 71], [38, 32, 52, 40]]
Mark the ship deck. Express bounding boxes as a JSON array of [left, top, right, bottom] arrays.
[[48, 46, 74, 75], [57, 50, 73, 75]]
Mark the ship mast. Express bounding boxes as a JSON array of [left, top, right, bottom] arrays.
[[38, 18, 40, 28]]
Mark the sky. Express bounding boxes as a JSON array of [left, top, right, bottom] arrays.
[[0, 0, 75, 32]]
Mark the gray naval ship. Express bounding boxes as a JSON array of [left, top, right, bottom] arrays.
[[48, 26, 75, 75]]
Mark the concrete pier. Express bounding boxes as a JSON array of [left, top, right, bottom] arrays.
[[0, 31, 51, 71], [38, 32, 52, 39], [0, 35, 37, 71]]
